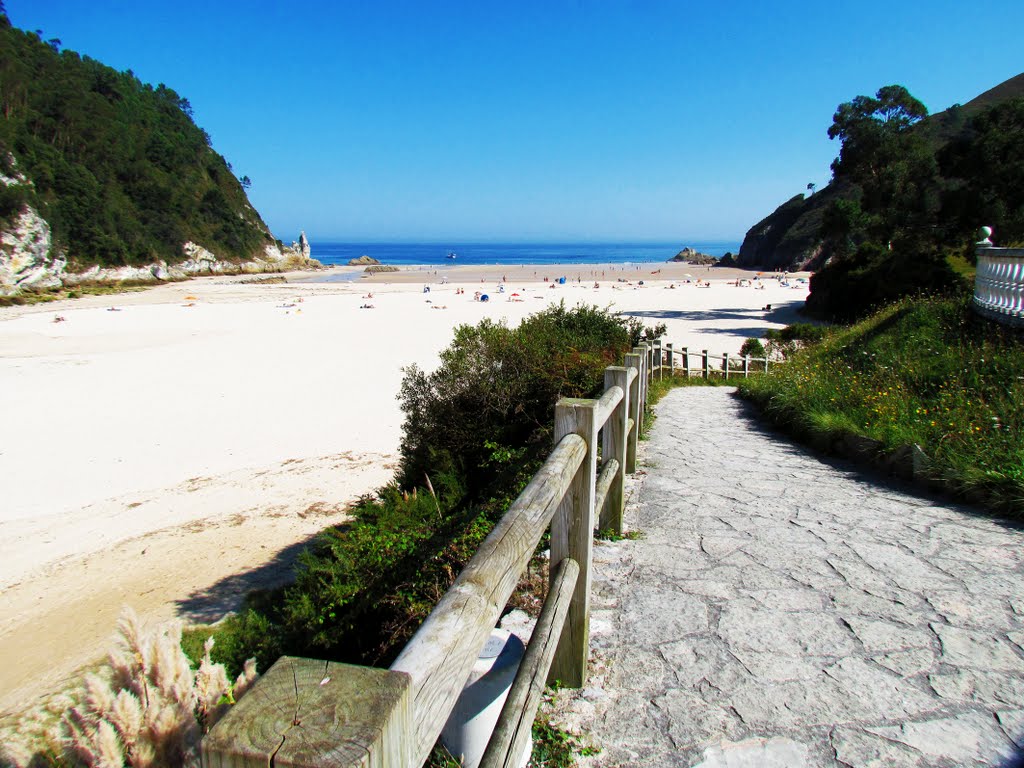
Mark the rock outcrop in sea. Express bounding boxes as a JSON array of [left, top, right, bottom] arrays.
[[348, 255, 381, 266], [668, 247, 717, 265]]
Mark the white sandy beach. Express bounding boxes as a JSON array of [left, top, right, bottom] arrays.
[[0, 264, 809, 717]]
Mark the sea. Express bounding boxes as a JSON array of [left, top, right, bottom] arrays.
[[308, 241, 741, 270]]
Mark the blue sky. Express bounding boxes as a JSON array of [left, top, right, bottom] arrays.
[[7, 1, 1024, 243]]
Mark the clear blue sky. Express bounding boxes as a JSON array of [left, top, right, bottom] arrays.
[[7, 1, 1024, 244]]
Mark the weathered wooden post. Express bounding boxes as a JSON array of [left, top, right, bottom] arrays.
[[702, 349, 710, 380], [681, 346, 689, 379], [624, 352, 642, 473], [665, 343, 674, 376], [653, 339, 663, 380], [202, 658, 413, 768], [549, 398, 598, 688], [632, 345, 648, 435], [600, 366, 630, 534], [764, 356, 769, 373], [743, 355, 750, 378], [723, 352, 730, 380]]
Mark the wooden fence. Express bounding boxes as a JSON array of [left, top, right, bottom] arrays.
[[648, 339, 771, 380], [201, 338, 770, 768]]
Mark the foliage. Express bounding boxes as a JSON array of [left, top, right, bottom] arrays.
[[800, 82, 1024, 320], [0, 12, 270, 267], [188, 305, 636, 672], [530, 715, 600, 767], [762, 322, 829, 360], [940, 97, 1024, 243], [739, 337, 766, 358], [621, 316, 667, 347], [422, 714, 598, 767], [595, 527, 643, 542], [738, 296, 1024, 516], [826, 85, 937, 246], [0, 608, 258, 768], [398, 303, 632, 502], [804, 240, 967, 322]]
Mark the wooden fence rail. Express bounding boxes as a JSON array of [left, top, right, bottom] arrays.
[[202, 344, 652, 768], [202, 334, 774, 768], [653, 344, 772, 379]]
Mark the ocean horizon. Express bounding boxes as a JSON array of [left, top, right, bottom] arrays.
[[307, 241, 742, 268]]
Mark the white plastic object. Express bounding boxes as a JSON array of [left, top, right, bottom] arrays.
[[439, 628, 532, 768]]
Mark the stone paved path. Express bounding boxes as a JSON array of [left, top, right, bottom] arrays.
[[559, 387, 1024, 768]]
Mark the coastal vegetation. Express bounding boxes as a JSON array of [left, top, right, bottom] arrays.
[[0, 8, 272, 267], [735, 73, 1024, 321], [0, 608, 258, 768], [738, 295, 1024, 517], [182, 304, 657, 675]]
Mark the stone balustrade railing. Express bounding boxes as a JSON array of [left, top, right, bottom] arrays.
[[974, 228, 1024, 328]]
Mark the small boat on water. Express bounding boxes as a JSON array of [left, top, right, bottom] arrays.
[[446, 251, 457, 260]]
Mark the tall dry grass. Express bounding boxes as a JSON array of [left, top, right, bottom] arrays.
[[0, 607, 257, 768]]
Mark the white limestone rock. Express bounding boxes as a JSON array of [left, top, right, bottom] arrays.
[[181, 241, 222, 273], [0, 206, 65, 295]]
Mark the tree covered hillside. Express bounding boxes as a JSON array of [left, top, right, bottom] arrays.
[[0, 8, 274, 268], [736, 73, 1024, 321]]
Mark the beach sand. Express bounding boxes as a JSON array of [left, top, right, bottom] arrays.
[[0, 265, 809, 718]]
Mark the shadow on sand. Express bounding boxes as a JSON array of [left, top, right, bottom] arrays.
[[174, 534, 322, 623], [620, 304, 807, 342]]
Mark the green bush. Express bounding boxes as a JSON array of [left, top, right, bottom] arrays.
[[197, 304, 637, 672], [398, 302, 632, 502], [739, 337, 766, 358]]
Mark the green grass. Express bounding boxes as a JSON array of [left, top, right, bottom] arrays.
[[596, 528, 644, 542], [0, 282, 153, 306], [945, 251, 977, 283], [737, 295, 1024, 516], [424, 715, 598, 767]]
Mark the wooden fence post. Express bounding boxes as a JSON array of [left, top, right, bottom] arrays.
[[744, 355, 750, 378], [601, 366, 629, 534], [624, 352, 641, 473], [632, 345, 648, 435], [724, 352, 730, 380], [653, 339, 663, 380], [702, 349, 710, 380], [202, 658, 412, 768], [681, 346, 689, 378], [665, 343, 674, 376], [764, 357, 770, 373], [549, 398, 598, 688]]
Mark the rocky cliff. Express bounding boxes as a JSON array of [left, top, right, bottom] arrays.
[[737, 73, 1024, 274], [0, 207, 317, 296], [734, 183, 848, 272]]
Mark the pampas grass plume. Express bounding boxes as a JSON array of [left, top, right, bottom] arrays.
[[10, 607, 260, 767], [95, 721, 124, 768]]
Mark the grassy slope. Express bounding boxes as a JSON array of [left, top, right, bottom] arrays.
[[738, 295, 1024, 516]]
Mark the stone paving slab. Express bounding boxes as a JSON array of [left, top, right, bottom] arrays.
[[555, 387, 1024, 768]]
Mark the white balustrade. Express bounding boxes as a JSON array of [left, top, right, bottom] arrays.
[[974, 229, 1024, 328]]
